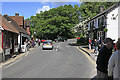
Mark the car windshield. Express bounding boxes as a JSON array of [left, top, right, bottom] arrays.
[[43, 41, 51, 44]]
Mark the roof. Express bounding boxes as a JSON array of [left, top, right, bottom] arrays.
[[4, 15, 29, 35], [10, 16, 24, 26], [0, 14, 19, 34], [24, 20, 31, 27], [88, 1, 120, 22]]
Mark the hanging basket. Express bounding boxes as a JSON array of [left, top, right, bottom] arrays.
[[104, 28, 108, 32]]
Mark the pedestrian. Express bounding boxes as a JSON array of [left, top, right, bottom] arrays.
[[94, 39, 99, 54], [101, 40, 104, 47], [89, 38, 92, 50], [97, 37, 101, 51], [38, 39, 41, 46], [24, 39, 28, 52], [32, 40, 35, 47], [96, 38, 115, 80], [77, 37, 80, 44], [108, 39, 120, 80]]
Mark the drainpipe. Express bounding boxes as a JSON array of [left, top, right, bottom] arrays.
[[2, 31, 5, 61], [2, 32, 3, 49]]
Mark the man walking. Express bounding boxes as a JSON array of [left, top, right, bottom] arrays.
[[108, 39, 120, 80], [96, 38, 115, 80]]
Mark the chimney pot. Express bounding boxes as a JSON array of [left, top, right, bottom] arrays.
[[15, 13, 19, 16]]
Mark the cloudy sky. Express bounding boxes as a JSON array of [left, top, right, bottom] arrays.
[[1, 0, 81, 19]]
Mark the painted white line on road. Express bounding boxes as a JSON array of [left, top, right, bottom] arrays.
[[25, 52, 29, 56], [4, 58, 22, 69], [56, 49, 58, 51]]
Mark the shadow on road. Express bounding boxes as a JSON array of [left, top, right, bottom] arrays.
[[68, 43, 89, 48], [68, 43, 81, 46]]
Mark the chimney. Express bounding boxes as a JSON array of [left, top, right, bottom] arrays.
[[15, 13, 19, 16], [99, 6, 104, 13]]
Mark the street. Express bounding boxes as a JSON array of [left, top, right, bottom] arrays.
[[2, 39, 96, 78]]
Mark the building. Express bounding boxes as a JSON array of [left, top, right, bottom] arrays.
[[88, 2, 120, 43], [0, 14, 19, 61], [4, 14, 30, 52]]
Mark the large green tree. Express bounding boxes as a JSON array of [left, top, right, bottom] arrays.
[[30, 4, 80, 39], [79, 2, 116, 20]]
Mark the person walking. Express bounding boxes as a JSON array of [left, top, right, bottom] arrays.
[[97, 37, 101, 51], [38, 39, 41, 46], [96, 38, 115, 80], [108, 39, 120, 80], [94, 39, 99, 54], [24, 39, 28, 52], [89, 38, 92, 50]]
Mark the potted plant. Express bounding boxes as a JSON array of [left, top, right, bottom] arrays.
[[103, 28, 108, 32]]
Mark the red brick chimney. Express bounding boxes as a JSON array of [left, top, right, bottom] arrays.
[[15, 13, 19, 16]]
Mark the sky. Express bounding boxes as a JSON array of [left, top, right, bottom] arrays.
[[1, 1, 81, 19]]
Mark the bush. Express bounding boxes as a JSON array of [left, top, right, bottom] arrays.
[[77, 37, 88, 45]]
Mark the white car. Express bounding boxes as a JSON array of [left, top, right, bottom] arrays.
[[42, 41, 53, 50]]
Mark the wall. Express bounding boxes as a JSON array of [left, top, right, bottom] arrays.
[[0, 31, 3, 62], [0, 31, 2, 48], [107, 7, 118, 43], [118, 7, 120, 38]]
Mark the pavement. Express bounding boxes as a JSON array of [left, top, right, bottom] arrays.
[[78, 46, 98, 62], [1, 46, 36, 66]]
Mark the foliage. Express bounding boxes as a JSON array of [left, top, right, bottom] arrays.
[[29, 2, 116, 40], [79, 2, 116, 20], [30, 4, 80, 39], [104, 28, 108, 32]]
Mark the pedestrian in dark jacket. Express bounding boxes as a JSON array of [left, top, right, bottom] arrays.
[[94, 39, 99, 54], [97, 37, 101, 51], [96, 38, 115, 80]]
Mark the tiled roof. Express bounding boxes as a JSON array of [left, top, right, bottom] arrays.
[[0, 14, 19, 34], [10, 16, 24, 26], [4, 15, 29, 35]]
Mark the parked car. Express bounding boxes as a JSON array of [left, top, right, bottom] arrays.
[[54, 36, 67, 42], [45, 40, 53, 43], [41, 39, 46, 43], [42, 41, 53, 50]]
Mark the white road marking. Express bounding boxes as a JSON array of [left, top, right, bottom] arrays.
[[56, 49, 58, 51], [25, 52, 29, 56], [4, 58, 22, 69]]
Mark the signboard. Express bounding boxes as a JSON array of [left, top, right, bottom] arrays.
[[5, 49, 10, 55]]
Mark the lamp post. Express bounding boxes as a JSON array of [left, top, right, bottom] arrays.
[[34, 30, 37, 41]]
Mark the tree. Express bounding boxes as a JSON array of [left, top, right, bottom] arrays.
[[79, 2, 116, 20], [29, 4, 80, 39]]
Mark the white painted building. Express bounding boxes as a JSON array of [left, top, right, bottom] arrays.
[[88, 2, 120, 42], [107, 6, 119, 42]]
